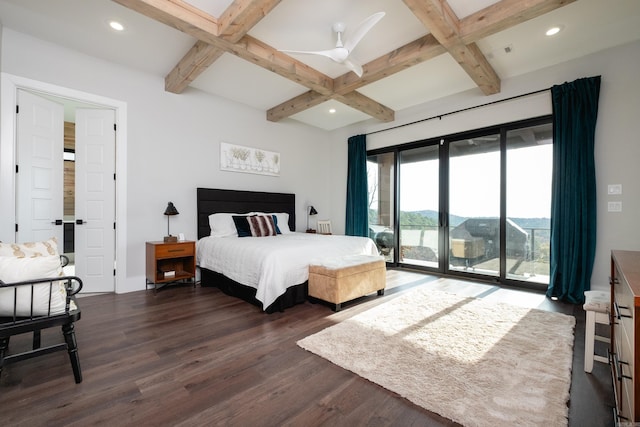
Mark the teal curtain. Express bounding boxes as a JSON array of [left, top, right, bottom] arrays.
[[547, 76, 601, 304], [346, 134, 369, 237]]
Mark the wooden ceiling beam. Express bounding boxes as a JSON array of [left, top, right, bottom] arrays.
[[113, 0, 220, 41], [273, 0, 574, 122], [165, 42, 224, 93], [333, 34, 446, 95], [459, 0, 577, 45], [218, 0, 282, 42], [268, 35, 444, 123], [117, 0, 576, 125], [114, 0, 398, 121], [231, 35, 333, 95], [268, 35, 443, 125], [164, 0, 281, 93], [333, 92, 395, 123], [114, 0, 333, 95], [402, 0, 500, 95], [266, 90, 394, 124], [267, 91, 330, 123]]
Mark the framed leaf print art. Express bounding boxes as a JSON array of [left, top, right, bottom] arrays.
[[220, 142, 280, 176]]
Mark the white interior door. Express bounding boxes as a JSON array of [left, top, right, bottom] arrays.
[[16, 90, 64, 245], [75, 108, 116, 293]]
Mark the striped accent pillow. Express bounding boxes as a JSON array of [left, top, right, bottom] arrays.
[[248, 215, 278, 237]]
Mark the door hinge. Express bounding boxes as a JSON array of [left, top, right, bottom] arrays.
[[113, 222, 116, 230], [113, 123, 117, 131], [113, 269, 116, 276], [114, 173, 116, 181], [16, 105, 19, 114], [15, 224, 18, 232], [15, 165, 19, 173]]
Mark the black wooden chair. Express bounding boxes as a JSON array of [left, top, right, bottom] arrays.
[[0, 255, 83, 384]]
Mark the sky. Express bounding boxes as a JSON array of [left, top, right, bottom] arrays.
[[392, 144, 553, 219]]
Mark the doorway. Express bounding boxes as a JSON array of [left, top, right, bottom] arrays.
[[1, 73, 128, 294], [16, 89, 116, 293]]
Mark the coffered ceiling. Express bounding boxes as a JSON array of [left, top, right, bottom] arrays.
[[0, 0, 639, 130]]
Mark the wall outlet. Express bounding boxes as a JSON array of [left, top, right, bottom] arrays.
[[608, 201, 622, 212], [608, 184, 622, 195]]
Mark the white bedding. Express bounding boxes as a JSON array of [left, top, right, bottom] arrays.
[[196, 232, 379, 309]]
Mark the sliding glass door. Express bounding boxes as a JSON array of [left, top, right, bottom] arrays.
[[367, 152, 395, 262], [399, 144, 440, 268], [505, 123, 552, 284], [448, 134, 501, 278], [367, 117, 552, 290]]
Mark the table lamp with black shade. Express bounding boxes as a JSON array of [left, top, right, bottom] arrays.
[[306, 205, 318, 233], [163, 202, 179, 242]]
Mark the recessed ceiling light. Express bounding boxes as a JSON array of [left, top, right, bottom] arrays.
[[109, 21, 125, 31], [329, 108, 336, 114], [545, 26, 562, 36]]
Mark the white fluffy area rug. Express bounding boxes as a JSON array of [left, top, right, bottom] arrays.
[[297, 288, 575, 427]]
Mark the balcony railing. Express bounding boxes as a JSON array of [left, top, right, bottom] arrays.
[[370, 223, 550, 283]]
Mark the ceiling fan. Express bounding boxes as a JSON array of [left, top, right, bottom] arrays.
[[279, 12, 385, 78]]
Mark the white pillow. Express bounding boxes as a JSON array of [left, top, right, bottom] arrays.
[[208, 213, 244, 237], [0, 255, 73, 316], [273, 212, 291, 233]]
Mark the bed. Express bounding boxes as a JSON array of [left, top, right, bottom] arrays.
[[196, 188, 379, 313]]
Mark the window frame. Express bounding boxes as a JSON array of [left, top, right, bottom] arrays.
[[367, 115, 553, 291]]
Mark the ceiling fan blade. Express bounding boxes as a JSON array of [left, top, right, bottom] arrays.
[[344, 12, 385, 53], [279, 48, 336, 59], [343, 59, 363, 78], [279, 47, 349, 63]]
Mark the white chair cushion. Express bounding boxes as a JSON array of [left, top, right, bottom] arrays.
[[0, 255, 72, 317]]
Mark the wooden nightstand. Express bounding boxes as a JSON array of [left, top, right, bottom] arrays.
[[145, 240, 196, 291]]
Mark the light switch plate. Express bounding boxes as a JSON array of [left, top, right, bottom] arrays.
[[608, 184, 622, 195]]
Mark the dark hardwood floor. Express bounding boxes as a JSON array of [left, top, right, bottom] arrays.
[[0, 269, 614, 426]]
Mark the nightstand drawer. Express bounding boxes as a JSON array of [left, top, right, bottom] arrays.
[[155, 242, 194, 258]]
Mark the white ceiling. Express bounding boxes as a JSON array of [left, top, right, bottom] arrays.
[[0, 0, 639, 131]]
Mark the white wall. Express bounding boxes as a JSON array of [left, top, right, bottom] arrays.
[[330, 40, 640, 292], [2, 26, 638, 294], [0, 28, 331, 292]]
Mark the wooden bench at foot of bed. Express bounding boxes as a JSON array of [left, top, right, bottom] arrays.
[[308, 255, 386, 311]]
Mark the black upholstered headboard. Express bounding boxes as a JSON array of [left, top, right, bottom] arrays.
[[197, 188, 296, 239]]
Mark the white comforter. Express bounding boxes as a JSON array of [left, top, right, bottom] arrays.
[[196, 232, 379, 309]]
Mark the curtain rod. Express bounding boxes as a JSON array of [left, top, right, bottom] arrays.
[[365, 87, 550, 136]]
